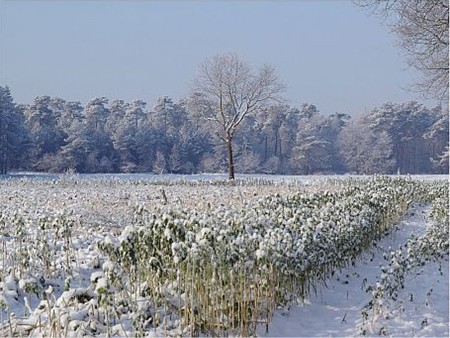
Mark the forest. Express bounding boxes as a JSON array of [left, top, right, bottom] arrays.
[[0, 85, 448, 176]]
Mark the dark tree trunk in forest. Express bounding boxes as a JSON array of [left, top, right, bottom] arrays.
[[226, 135, 235, 180], [0, 132, 7, 174], [264, 136, 268, 161], [274, 131, 278, 157]]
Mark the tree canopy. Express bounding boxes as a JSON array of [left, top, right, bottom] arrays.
[[0, 85, 447, 175], [189, 53, 284, 179]]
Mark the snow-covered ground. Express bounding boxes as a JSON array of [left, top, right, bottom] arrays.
[[260, 203, 449, 337], [0, 176, 447, 337], [4, 172, 449, 184]]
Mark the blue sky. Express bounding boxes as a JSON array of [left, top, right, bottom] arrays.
[[0, 0, 430, 115]]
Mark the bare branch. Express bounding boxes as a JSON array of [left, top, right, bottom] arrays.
[[189, 53, 285, 179], [356, 0, 449, 102]]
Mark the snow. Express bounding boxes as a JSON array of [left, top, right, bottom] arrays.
[[0, 175, 447, 337], [4, 172, 448, 184], [259, 203, 449, 337]]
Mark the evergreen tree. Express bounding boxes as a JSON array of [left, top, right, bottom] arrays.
[[0, 86, 31, 173], [290, 111, 332, 174], [23, 96, 66, 169]]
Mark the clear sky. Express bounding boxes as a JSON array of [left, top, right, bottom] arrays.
[[0, 0, 432, 115]]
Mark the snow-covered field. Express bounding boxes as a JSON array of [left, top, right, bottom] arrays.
[[0, 175, 448, 337], [261, 203, 449, 337]]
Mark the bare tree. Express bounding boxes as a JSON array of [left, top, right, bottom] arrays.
[[356, 0, 449, 102], [189, 53, 284, 180]]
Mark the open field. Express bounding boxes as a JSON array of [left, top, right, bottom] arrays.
[[0, 175, 448, 336]]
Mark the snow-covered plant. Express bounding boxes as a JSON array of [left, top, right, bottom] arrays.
[[360, 181, 448, 335], [0, 175, 445, 336], [98, 176, 423, 336]]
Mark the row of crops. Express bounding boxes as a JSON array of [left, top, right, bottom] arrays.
[[0, 176, 448, 336], [360, 182, 449, 336]]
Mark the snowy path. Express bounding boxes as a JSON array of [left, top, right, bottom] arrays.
[[258, 203, 449, 337]]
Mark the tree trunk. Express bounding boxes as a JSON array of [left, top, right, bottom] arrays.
[[2, 151, 6, 174], [226, 136, 235, 180], [0, 123, 3, 174], [0, 133, 6, 174], [264, 136, 268, 161], [274, 131, 278, 157], [279, 140, 283, 174]]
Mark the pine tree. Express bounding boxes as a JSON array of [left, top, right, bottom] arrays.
[[0, 86, 30, 174]]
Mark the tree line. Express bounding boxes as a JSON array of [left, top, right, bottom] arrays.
[[0, 84, 448, 176], [1, 0, 448, 177]]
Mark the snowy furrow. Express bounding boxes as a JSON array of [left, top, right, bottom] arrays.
[[259, 203, 448, 337]]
